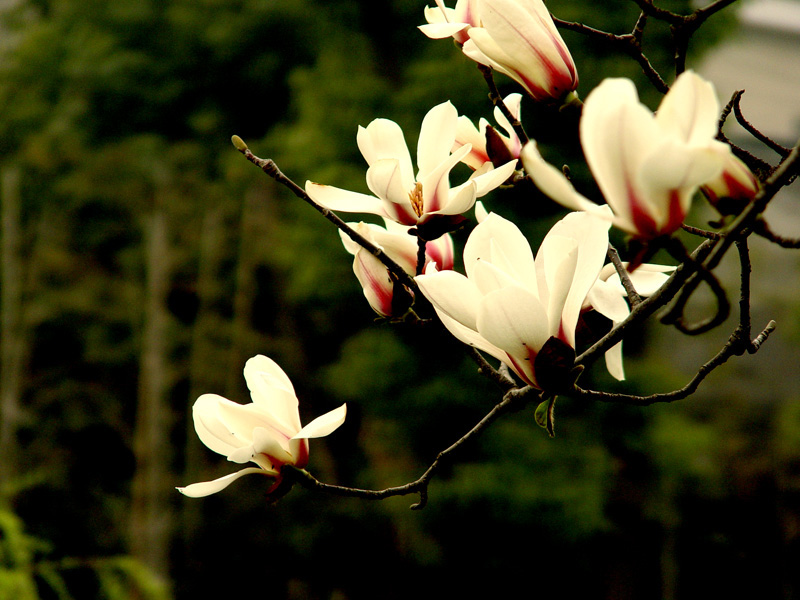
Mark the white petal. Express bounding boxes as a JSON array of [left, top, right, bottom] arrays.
[[470, 159, 517, 197], [366, 158, 415, 208], [192, 394, 245, 457], [604, 341, 626, 381], [656, 71, 719, 146], [476, 284, 550, 360], [463, 212, 536, 287], [352, 249, 395, 317], [416, 269, 483, 331], [293, 404, 348, 439], [417, 101, 459, 178], [358, 120, 415, 187], [580, 78, 659, 226], [419, 22, 470, 39], [419, 142, 473, 214], [305, 182, 388, 218], [586, 279, 631, 323], [244, 355, 301, 433], [251, 426, 295, 463], [521, 142, 602, 214], [176, 467, 268, 498], [626, 264, 674, 296]]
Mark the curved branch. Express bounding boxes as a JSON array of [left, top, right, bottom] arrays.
[[572, 318, 775, 406], [286, 385, 537, 509]]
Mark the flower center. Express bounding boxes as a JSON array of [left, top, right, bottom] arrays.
[[409, 181, 424, 217]]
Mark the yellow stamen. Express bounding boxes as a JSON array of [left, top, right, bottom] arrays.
[[409, 181, 424, 217]]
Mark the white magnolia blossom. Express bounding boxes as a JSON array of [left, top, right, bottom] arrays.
[[178, 355, 347, 498], [460, 0, 578, 103], [453, 93, 523, 170], [419, 0, 481, 45], [523, 71, 730, 238], [340, 220, 454, 317], [306, 101, 517, 238], [416, 208, 611, 389]]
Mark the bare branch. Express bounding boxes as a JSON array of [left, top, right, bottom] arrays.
[[572, 319, 774, 406], [478, 65, 530, 146], [286, 385, 537, 508], [607, 244, 642, 306], [551, 15, 669, 94], [232, 136, 418, 293], [732, 92, 792, 158]]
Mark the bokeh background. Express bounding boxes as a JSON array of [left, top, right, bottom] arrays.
[[1, 0, 799, 598]]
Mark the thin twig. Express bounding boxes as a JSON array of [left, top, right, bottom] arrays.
[[681, 224, 724, 240], [576, 239, 715, 368], [572, 319, 774, 406], [551, 15, 669, 94], [232, 137, 418, 292], [732, 93, 792, 158], [660, 238, 730, 335], [607, 244, 642, 306], [287, 385, 536, 508], [478, 65, 530, 146]]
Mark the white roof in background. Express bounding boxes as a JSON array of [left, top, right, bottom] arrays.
[[740, 0, 800, 33], [699, 0, 800, 145]]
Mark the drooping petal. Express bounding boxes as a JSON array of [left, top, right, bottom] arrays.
[[521, 142, 609, 218], [293, 404, 348, 439], [177, 467, 269, 498], [586, 279, 631, 323], [604, 342, 626, 381]]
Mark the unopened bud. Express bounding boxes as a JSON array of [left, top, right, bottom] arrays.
[[231, 135, 249, 152]]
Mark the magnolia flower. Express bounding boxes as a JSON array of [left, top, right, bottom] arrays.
[[305, 101, 517, 240], [701, 152, 759, 216], [586, 262, 674, 379], [461, 0, 578, 103], [340, 220, 454, 317], [416, 208, 611, 390], [522, 71, 730, 239], [419, 0, 481, 45], [178, 355, 347, 498], [454, 93, 523, 170]]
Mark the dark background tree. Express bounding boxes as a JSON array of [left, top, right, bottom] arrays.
[[0, 0, 798, 598]]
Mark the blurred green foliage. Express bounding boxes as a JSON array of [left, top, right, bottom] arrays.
[[1, 0, 799, 598]]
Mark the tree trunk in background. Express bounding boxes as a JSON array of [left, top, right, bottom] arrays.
[[227, 187, 267, 397], [130, 206, 172, 581], [0, 165, 23, 492], [182, 204, 226, 552]]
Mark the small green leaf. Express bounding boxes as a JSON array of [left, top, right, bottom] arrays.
[[534, 395, 557, 438]]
